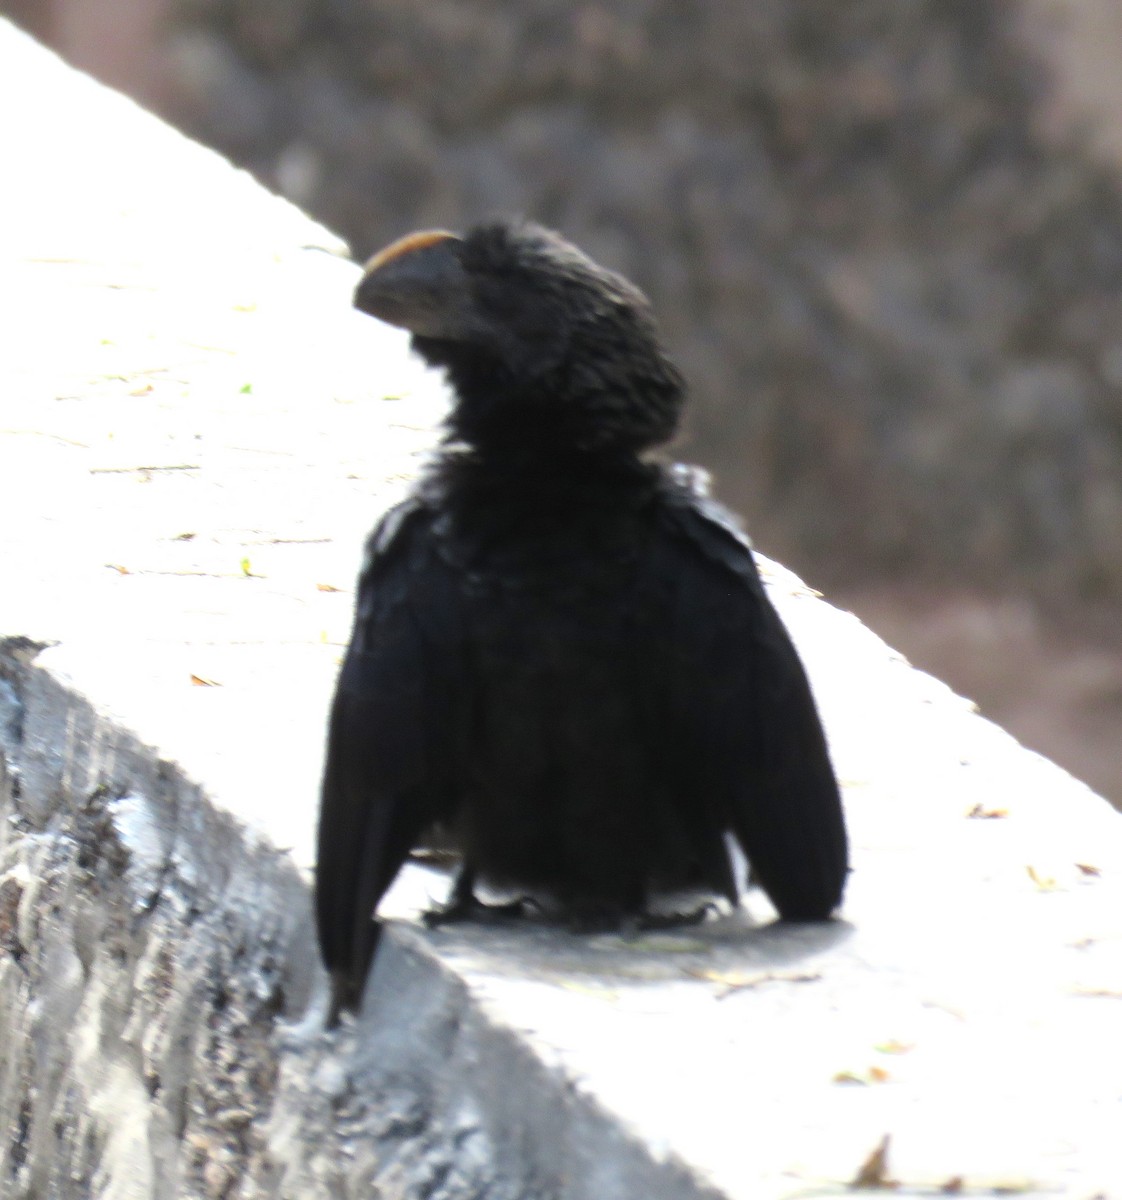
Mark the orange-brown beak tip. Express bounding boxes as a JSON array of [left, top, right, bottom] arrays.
[[360, 229, 459, 277], [354, 229, 470, 339]]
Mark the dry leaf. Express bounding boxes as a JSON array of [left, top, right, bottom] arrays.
[[105, 563, 130, 575], [873, 1039, 914, 1055], [834, 1066, 891, 1086], [190, 674, 221, 687], [1026, 865, 1058, 891], [849, 1133, 896, 1189], [1075, 863, 1102, 877], [966, 802, 1008, 819], [316, 582, 343, 593], [686, 967, 821, 997], [940, 1177, 965, 1194]]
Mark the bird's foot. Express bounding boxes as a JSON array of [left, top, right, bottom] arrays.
[[422, 892, 539, 929], [628, 902, 718, 932], [564, 900, 717, 935]]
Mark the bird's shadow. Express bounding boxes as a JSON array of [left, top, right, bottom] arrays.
[[385, 870, 854, 990]]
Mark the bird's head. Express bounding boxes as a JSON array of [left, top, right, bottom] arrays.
[[354, 221, 685, 456]]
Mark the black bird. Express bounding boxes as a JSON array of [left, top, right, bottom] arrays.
[[317, 221, 847, 1020]]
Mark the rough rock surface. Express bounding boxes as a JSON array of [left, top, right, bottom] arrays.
[[0, 647, 724, 1199]]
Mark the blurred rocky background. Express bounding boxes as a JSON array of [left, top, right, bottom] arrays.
[[8, 0, 1122, 806]]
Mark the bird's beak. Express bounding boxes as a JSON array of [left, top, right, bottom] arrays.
[[354, 230, 472, 340]]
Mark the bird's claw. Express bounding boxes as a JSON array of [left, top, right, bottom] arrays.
[[630, 902, 718, 931], [422, 892, 539, 928]]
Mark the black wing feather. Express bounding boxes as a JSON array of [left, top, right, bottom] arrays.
[[657, 487, 848, 920], [316, 500, 460, 1020]]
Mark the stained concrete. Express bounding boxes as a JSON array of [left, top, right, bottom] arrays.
[[2, 18, 1122, 1200]]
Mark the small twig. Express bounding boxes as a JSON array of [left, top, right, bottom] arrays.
[[89, 464, 201, 474]]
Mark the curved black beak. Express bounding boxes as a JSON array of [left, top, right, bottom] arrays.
[[354, 230, 472, 340]]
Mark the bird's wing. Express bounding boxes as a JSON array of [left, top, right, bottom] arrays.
[[655, 487, 848, 920], [316, 499, 462, 1018]]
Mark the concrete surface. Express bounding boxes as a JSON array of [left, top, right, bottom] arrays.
[[2, 18, 1122, 1199]]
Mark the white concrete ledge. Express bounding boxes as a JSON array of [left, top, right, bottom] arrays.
[[2, 19, 1121, 1199]]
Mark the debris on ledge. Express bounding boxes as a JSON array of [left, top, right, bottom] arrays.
[[1, 18, 1120, 1199]]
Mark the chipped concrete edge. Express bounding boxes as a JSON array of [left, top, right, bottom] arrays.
[[0, 637, 722, 1199]]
